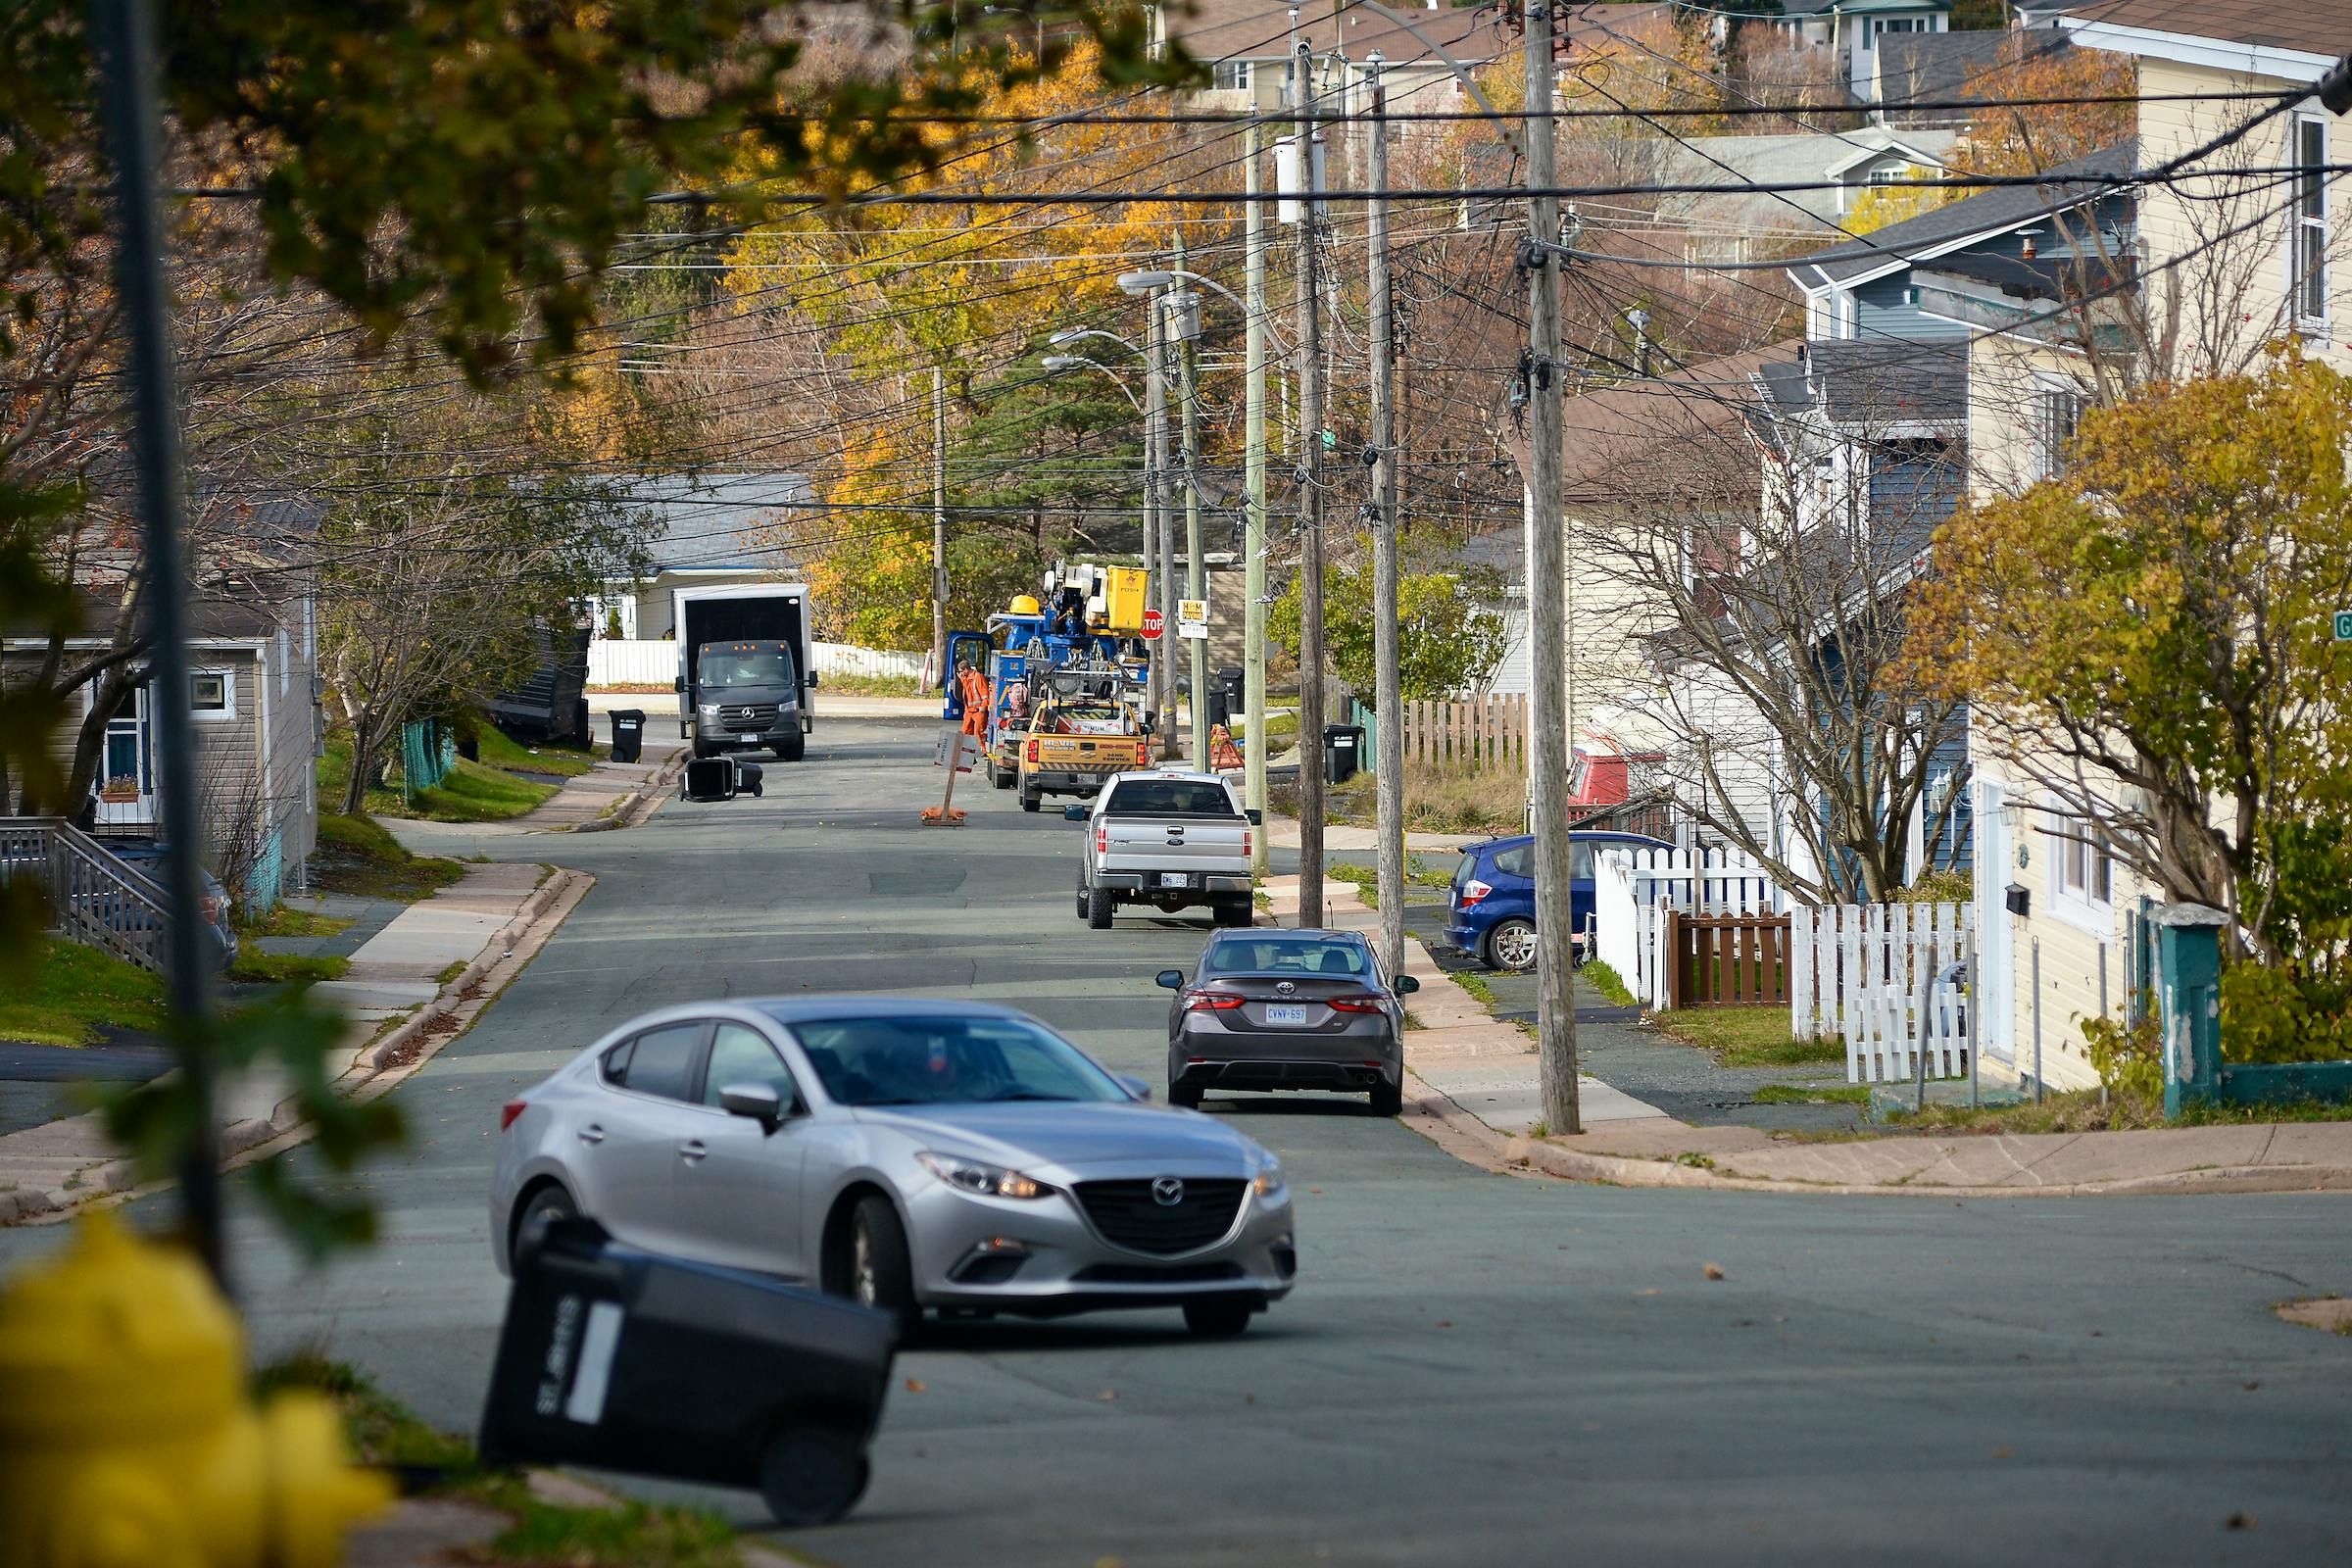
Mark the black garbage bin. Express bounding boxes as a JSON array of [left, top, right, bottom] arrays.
[[479, 1217, 895, 1527], [609, 709, 645, 764], [1323, 723, 1365, 785]]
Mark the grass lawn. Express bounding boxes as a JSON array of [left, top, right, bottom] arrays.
[[225, 951, 353, 987], [1754, 1083, 1873, 1104], [1650, 1004, 1845, 1068], [0, 939, 171, 1046], [243, 903, 354, 940], [313, 812, 466, 904], [1581, 959, 1637, 1006], [1884, 1087, 2352, 1135], [257, 1354, 744, 1567], [1284, 765, 1522, 836], [820, 671, 923, 698], [475, 724, 599, 778], [320, 736, 561, 824]]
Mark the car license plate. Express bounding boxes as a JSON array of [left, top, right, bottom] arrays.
[[1159, 872, 1190, 889], [1264, 1004, 1308, 1026]]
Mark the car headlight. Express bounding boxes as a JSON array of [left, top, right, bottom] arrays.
[[697, 703, 721, 716], [916, 1152, 1049, 1200], [1250, 1150, 1286, 1200]]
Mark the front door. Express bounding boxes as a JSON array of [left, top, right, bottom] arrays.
[[1972, 780, 2013, 1065], [93, 683, 157, 828]]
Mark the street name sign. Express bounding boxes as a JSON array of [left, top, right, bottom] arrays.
[[2336, 609, 2352, 642]]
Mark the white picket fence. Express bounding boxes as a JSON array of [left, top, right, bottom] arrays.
[[1789, 902, 1975, 1084], [588, 639, 923, 687], [1592, 846, 1788, 1009]]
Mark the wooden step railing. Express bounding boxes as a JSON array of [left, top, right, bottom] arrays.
[[0, 816, 171, 973]]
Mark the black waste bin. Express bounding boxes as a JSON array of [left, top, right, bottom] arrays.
[[479, 1217, 895, 1527], [1205, 686, 1233, 732], [1323, 723, 1365, 785], [609, 709, 645, 763], [680, 755, 737, 801]]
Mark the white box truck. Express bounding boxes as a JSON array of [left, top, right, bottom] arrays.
[[673, 583, 816, 762]]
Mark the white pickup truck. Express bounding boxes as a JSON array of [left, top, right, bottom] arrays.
[[1066, 770, 1259, 930]]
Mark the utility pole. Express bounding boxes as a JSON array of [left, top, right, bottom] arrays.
[[1245, 122, 1270, 873], [1146, 292, 1177, 757], [93, 0, 223, 1286], [1293, 32, 1327, 929], [931, 367, 949, 677], [1523, 3, 1580, 1135], [1366, 57, 1403, 983], [1173, 230, 1210, 771]]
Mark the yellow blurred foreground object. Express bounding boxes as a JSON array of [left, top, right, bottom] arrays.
[[0, 1210, 391, 1568]]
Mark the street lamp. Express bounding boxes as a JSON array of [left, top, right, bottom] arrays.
[[1041, 355, 1143, 414]]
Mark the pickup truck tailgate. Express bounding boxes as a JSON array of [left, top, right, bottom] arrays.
[[1102, 819, 1249, 868]]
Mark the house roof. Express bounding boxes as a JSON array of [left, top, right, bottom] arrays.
[[598, 471, 812, 576], [1770, 0, 1952, 15], [1912, 245, 2134, 303], [2061, 0, 2344, 58], [1164, 0, 1672, 66], [1552, 340, 1798, 502], [1876, 28, 2069, 110], [1789, 138, 2137, 287]]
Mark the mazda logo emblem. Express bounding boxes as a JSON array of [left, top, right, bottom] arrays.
[[1152, 1176, 1185, 1206]]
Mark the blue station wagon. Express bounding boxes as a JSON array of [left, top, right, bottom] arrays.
[[1444, 830, 1670, 972]]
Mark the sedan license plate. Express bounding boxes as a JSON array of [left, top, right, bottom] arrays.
[[1264, 1004, 1309, 1026], [1159, 872, 1191, 889]]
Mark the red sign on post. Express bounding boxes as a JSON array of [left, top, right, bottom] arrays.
[[1141, 609, 1164, 640]]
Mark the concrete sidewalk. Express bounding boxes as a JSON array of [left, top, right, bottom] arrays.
[[0, 862, 582, 1224], [1267, 873, 2352, 1198]]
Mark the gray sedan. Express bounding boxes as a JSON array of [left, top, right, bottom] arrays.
[[1157, 930, 1419, 1116], [489, 998, 1295, 1336]]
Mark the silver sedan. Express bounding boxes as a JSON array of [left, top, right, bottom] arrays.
[[489, 997, 1296, 1336]]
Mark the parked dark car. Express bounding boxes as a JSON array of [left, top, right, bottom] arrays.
[[94, 837, 240, 972], [1443, 830, 1671, 973], [1156, 929, 1419, 1116]]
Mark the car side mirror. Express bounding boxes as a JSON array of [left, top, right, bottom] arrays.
[[1154, 969, 1185, 990], [672, 675, 684, 693], [805, 670, 819, 688], [1139, 712, 1156, 734], [1063, 805, 1089, 821], [1116, 1074, 1152, 1102], [1395, 974, 1421, 995], [718, 1082, 786, 1132], [1246, 808, 1263, 825]]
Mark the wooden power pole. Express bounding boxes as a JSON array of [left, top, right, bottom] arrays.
[[1292, 33, 1327, 929], [1524, 3, 1580, 1134], [1245, 122, 1271, 873], [1366, 57, 1403, 982]]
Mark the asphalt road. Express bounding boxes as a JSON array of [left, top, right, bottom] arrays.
[[6, 716, 2350, 1566]]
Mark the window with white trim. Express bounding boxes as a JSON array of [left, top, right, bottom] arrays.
[[2034, 377, 2083, 480], [1213, 61, 1251, 92], [191, 668, 235, 719], [2047, 816, 2113, 930], [2293, 116, 2328, 326]]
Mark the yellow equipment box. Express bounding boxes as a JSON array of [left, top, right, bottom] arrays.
[[1102, 566, 1149, 632]]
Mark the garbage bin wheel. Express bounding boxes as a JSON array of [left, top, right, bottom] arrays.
[[834, 1194, 917, 1332], [1183, 1298, 1253, 1338], [758, 1427, 871, 1529]]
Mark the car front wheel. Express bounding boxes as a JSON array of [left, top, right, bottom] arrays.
[[829, 1195, 917, 1334], [1486, 917, 1539, 972]]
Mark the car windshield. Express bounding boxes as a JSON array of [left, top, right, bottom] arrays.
[[701, 647, 796, 688], [1104, 778, 1236, 816], [1203, 936, 1368, 977], [786, 1014, 1130, 1106]]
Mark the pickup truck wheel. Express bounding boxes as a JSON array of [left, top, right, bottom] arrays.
[[1076, 884, 1090, 919], [1019, 791, 1043, 813], [1486, 917, 1539, 973], [1086, 887, 1115, 929]]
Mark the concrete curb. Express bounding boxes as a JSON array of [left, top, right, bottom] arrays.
[[565, 747, 687, 833], [1, 866, 596, 1226], [1500, 1134, 2352, 1199]]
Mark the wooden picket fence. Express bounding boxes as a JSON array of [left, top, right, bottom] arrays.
[[1398, 695, 1528, 772], [1664, 911, 1793, 1007], [1789, 902, 1975, 1085], [1592, 845, 1788, 1008]]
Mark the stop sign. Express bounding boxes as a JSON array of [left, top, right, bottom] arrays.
[[1141, 609, 1164, 640]]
